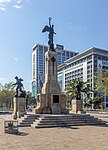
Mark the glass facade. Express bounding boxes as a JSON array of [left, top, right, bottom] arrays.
[[32, 81, 36, 97], [58, 74, 62, 90], [32, 54, 35, 80]]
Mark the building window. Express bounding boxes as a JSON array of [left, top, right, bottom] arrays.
[[66, 52, 69, 57]]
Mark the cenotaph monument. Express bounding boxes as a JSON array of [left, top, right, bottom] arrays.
[[33, 17, 67, 114], [13, 76, 26, 119]]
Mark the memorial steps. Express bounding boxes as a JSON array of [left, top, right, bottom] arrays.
[[18, 114, 39, 127], [18, 114, 107, 127], [31, 114, 106, 128]]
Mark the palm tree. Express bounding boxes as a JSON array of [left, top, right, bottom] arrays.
[[66, 78, 91, 103]]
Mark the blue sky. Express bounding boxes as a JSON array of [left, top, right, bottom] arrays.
[[0, 0, 108, 91]]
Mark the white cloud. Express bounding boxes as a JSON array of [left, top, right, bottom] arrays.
[[0, 0, 6, 10], [0, 3, 5, 6], [17, 0, 21, 4], [0, 77, 6, 81], [0, 6, 5, 10], [13, 0, 22, 8], [14, 57, 23, 63], [0, 0, 12, 3], [0, 0, 23, 11], [67, 22, 84, 31], [0, 0, 12, 11], [13, 0, 22, 9], [13, 4, 22, 9]]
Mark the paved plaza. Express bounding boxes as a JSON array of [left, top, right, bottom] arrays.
[[0, 113, 108, 150]]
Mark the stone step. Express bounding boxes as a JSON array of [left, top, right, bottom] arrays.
[[33, 120, 104, 125], [31, 114, 107, 128], [38, 116, 94, 120], [36, 122, 104, 126], [42, 115, 91, 118], [18, 114, 40, 127], [23, 114, 39, 118], [20, 121, 34, 124], [18, 114, 107, 128], [31, 122, 106, 128], [37, 117, 97, 121], [37, 118, 95, 122], [39, 116, 95, 120], [36, 118, 100, 123], [19, 123, 31, 127], [19, 121, 35, 127], [19, 118, 36, 121], [42, 118, 93, 120]]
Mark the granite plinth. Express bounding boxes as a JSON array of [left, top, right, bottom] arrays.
[[72, 99, 85, 114], [13, 97, 26, 119]]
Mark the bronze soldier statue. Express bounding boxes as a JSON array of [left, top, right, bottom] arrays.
[[13, 76, 26, 98], [75, 83, 81, 100]]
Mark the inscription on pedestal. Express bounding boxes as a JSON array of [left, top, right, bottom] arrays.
[[53, 95, 59, 103]]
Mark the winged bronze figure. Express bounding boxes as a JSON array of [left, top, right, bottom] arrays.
[[42, 17, 56, 51]]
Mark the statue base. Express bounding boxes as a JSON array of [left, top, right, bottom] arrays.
[[13, 97, 26, 119], [32, 93, 68, 114], [71, 99, 85, 114]]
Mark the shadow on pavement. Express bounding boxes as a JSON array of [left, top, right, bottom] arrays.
[[5, 131, 29, 136], [16, 132, 29, 136], [59, 126, 79, 129]]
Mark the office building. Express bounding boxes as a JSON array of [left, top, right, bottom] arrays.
[[32, 43, 78, 97], [58, 47, 108, 108]]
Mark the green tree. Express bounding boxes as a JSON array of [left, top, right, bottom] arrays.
[[0, 83, 3, 90], [92, 96, 103, 109], [96, 70, 108, 95], [0, 82, 15, 109], [93, 70, 108, 109], [66, 78, 91, 108], [26, 91, 36, 108]]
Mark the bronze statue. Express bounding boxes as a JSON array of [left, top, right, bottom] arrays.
[[13, 76, 26, 98], [75, 83, 81, 100], [42, 17, 56, 51]]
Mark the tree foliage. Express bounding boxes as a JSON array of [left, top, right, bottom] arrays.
[[0, 82, 15, 109], [85, 96, 103, 109], [26, 91, 36, 107], [93, 70, 108, 109], [66, 78, 91, 101], [95, 70, 108, 96]]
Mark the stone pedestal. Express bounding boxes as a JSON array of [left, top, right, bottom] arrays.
[[33, 50, 67, 114], [13, 97, 26, 119], [72, 99, 85, 114]]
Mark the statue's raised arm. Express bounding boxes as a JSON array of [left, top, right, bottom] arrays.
[[42, 17, 56, 52]]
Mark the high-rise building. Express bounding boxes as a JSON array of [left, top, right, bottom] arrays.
[[58, 47, 108, 109], [32, 43, 78, 97]]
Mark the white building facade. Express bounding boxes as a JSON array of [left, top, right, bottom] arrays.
[[58, 47, 108, 109]]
